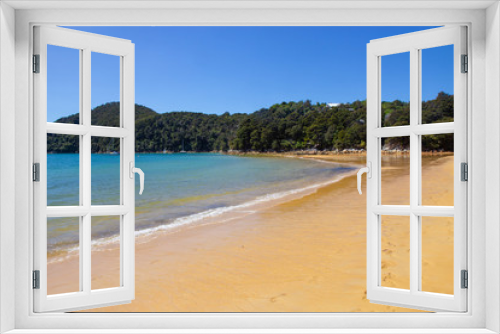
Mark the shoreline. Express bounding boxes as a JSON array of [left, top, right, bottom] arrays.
[[48, 154, 453, 312], [48, 156, 360, 264], [136, 150, 452, 158]]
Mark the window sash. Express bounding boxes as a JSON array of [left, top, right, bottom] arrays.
[[32, 25, 136, 313], [366, 26, 468, 312]]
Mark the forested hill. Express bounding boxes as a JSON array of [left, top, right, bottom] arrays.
[[54, 102, 158, 126], [47, 92, 454, 153]]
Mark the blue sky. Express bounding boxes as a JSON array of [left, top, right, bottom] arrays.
[[47, 26, 453, 121]]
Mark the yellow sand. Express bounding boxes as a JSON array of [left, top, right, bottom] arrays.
[[47, 155, 454, 312]]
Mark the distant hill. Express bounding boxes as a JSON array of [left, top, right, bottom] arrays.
[[47, 93, 454, 153], [47, 103, 160, 153], [55, 102, 158, 126]]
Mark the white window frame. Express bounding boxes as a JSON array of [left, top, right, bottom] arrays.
[[366, 26, 468, 312], [33, 26, 136, 312], [1, 1, 499, 333]]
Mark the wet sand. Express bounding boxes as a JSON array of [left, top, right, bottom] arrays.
[[47, 155, 454, 312]]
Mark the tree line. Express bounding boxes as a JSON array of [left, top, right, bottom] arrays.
[[47, 92, 454, 153]]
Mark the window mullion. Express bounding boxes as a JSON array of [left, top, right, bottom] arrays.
[[81, 129, 91, 294], [82, 48, 92, 294], [373, 123, 454, 138], [409, 47, 420, 295], [372, 125, 411, 138]]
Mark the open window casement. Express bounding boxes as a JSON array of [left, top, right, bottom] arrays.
[[361, 26, 467, 312], [33, 26, 139, 312]]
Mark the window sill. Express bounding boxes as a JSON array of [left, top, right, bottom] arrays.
[[4, 330, 498, 334], [4, 329, 498, 334]]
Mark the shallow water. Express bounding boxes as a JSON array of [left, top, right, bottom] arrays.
[[47, 153, 356, 259]]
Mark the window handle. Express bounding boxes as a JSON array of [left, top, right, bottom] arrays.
[[357, 162, 371, 195], [129, 162, 145, 195]]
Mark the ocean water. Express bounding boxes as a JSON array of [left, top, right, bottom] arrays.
[[47, 153, 356, 259]]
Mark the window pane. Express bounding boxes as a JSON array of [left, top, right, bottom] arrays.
[[421, 45, 454, 124], [47, 217, 80, 295], [421, 216, 454, 295], [381, 137, 410, 205], [91, 216, 121, 290], [422, 133, 454, 206], [47, 45, 80, 124], [380, 215, 410, 290], [91, 52, 121, 127], [381, 52, 410, 127], [91, 137, 120, 205], [47, 134, 80, 206]]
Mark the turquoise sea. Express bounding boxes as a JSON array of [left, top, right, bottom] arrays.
[[47, 153, 356, 259]]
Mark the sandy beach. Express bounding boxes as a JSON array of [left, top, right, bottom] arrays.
[[47, 154, 454, 312]]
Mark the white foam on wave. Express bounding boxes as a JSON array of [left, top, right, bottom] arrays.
[[48, 234, 122, 264]]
